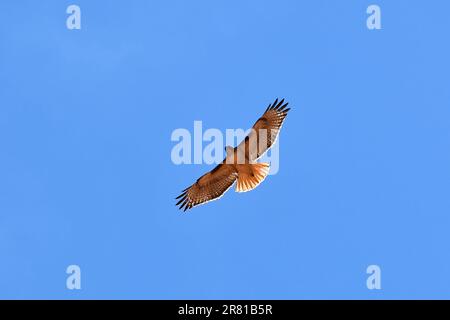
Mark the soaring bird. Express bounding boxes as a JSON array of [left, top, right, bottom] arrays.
[[176, 98, 290, 211]]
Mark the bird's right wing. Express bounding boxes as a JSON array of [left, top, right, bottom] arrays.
[[176, 164, 238, 211]]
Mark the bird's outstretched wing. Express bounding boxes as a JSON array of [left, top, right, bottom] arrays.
[[237, 98, 290, 162], [176, 164, 238, 211]]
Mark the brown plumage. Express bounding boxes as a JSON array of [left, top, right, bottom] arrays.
[[176, 98, 290, 211]]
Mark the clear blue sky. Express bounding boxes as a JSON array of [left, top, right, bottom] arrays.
[[1, 0, 450, 299]]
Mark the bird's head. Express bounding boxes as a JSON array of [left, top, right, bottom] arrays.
[[225, 146, 234, 157]]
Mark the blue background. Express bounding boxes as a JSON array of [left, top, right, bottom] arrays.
[[1, 0, 449, 299]]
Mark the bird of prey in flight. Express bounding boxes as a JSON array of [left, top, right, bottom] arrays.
[[176, 98, 290, 211]]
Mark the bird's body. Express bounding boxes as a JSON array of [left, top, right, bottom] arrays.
[[176, 98, 290, 211]]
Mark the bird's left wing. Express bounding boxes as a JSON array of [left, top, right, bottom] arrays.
[[237, 98, 290, 161], [176, 164, 238, 211]]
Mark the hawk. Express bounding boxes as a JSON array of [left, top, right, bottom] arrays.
[[176, 98, 290, 211]]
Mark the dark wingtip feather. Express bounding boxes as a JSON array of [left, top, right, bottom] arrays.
[[175, 192, 186, 200], [176, 195, 187, 206], [179, 198, 189, 210], [275, 99, 285, 109], [271, 98, 278, 110], [278, 102, 289, 112]]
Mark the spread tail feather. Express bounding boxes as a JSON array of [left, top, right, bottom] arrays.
[[235, 163, 270, 193]]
